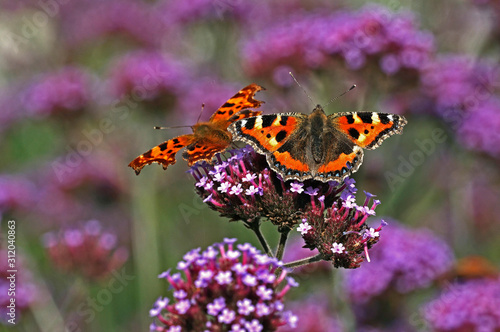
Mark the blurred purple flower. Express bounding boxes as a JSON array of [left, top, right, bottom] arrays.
[[61, 0, 166, 48], [458, 99, 500, 158], [242, 5, 434, 83], [344, 221, 454, 303], [30, 152, 127, 225], [42, 219, 129, 280], [0, 175, 37, 215], [150, 239, 298, 331], [418, 55, 500, 157], [22, 67, 93, 117], [279, 296, 343, 332], [423, 278, 500, 331], [107, 51, 189, 101], [419, 55, 500, 118]]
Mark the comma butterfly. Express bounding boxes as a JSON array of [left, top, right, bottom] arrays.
[[129, 84, 264, 175], [228, 105, 407, 182]]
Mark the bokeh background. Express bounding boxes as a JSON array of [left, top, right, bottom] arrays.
[[1, 0, 500, 331]]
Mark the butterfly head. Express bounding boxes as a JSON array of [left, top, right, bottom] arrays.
[[312, 104, 326, 115]]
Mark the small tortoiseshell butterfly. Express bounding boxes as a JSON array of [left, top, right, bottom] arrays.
[[129, 84, 264, 175], [228, 105, 407, 182]]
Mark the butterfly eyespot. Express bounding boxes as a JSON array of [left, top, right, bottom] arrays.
[[274, 162, 280, 167], [295, 172, 300, 176], [320, 174, 325, 177], [334, 171, 340, 177], [346, 161, 352, 169]]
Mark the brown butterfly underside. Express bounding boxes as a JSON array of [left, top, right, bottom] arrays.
[[129, 84, 264, 175], [228, 106, 407, 182]]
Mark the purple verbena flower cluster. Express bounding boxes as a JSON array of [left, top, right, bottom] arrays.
[[423, 277, 500, 331], [299, 186, 384, 269], [242, 5, 434, 84], [149, 239, 298, 332], [190, 146, 347, 228], [344, 221, 454, 303], [42, 219, 129, 280]]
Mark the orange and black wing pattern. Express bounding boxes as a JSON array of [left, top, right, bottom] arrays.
[[182, 138, 231, 166], [128, 135, 195, 175], [129, 84, 265, 175], [228, 113, 315, 180], [209, 84, 265, 124], [331, 112, 407, 149]]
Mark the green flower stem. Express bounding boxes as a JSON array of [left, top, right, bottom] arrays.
[[247, 218, 273, 257], [276, 227, 291, 261], [283, 253, 325, 269]]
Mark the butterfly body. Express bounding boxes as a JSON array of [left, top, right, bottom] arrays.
[[229, 105, 407, 182], [129, 84, 264, 175]]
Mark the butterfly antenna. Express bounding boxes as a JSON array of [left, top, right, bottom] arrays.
[[289, 72, 315, 105], [154, 104, 206, 130], [196, 103, 205, 123], [324, 84, 356, 107], [154, 125, 191, 130]]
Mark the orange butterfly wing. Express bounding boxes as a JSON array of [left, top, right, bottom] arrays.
[[230, 109, 407, 182], [331, 112, 407, 149], [209, 83, 265, 124], [129, 84, 264, 174], [128, 135, 195, 175], [182, 109, 264, 166]]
